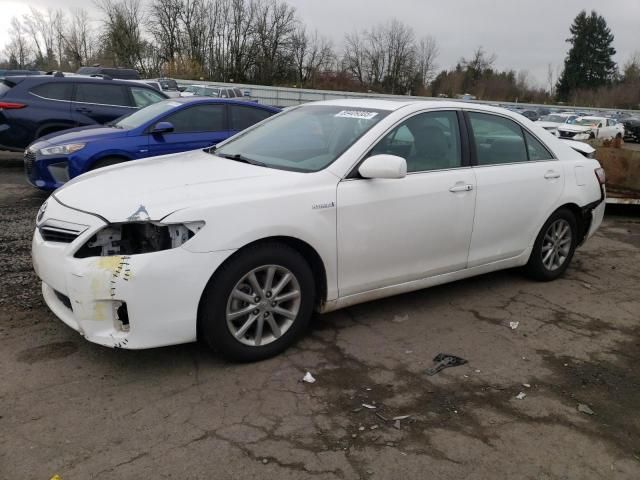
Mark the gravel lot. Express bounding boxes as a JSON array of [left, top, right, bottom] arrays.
[[1, 159, 640, 479]]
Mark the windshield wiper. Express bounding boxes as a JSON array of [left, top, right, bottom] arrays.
[[216, 152, 266, 167]]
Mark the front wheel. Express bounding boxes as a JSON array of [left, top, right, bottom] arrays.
[[525, 208, 578, 281], [200, 243, 315, 361]]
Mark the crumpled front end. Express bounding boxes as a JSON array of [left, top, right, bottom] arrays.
[[32, 196, 233, 349]]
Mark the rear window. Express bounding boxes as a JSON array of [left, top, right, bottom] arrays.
[[30, 83, 73, 101]]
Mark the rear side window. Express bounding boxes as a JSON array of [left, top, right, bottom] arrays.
[[130, 87, 165, 108], [30, 83, 73, 101], [164, 104, 226, 133], [234, 88, 243, 97], [469, 112, 528, 165], [75, 83, 131, 107], [230, 105, 274, 131], [0, 81, 13, 97], [524, 131, 553, 161]]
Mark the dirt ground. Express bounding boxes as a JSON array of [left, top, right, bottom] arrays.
[[1, 161, 639, 480]]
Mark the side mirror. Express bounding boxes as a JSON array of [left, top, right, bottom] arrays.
[[151, 121, 174, 134], [358, 154, 407, 179]]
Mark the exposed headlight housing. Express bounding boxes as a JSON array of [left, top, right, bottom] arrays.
[[39, 143, 86, 156], [75, 221, 205, 258]]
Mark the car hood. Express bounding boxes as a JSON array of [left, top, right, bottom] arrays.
[[536, 121, 561, 129], [31, 125, 129, 149], [53, 150, 305, 223], [558, 124, 594, 133]]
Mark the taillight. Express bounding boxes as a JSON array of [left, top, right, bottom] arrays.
[[594, 167, 606, 185], [0, 102, 26, 109]]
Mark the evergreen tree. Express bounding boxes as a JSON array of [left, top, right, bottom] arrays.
[[557, 10, 617, 100]]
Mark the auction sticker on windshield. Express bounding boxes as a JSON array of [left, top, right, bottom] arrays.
[[335, 110, 379, 120]]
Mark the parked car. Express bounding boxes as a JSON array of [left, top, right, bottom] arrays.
[[153, 78, 182, 97], [32, 100, 606, 360], [76, 66, 140, 80], [0, 74, 167, 151], [130, 80, 181, 98], [622, 116, 640, 142], [536, 112, 579, 136], [557, 116, 624, 140], [181, 84, 249, 100], [514, 109, 540, 121], [25, 98, 280, 190]]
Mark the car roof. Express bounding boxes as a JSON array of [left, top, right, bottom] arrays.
[[580, 116, 606, 121], [165, 97, 280, 110], [307, 98, 528, 114]]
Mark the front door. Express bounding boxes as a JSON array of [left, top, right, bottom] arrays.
[[148, 104, 229, 156], [71, 83, 135, 126], [337, 110, 477, 297]]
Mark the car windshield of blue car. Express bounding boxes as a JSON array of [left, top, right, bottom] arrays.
[[114, 101, 182, 129], [214, 105, 389, 172]]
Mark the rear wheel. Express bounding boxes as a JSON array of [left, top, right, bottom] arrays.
[[200, 242, 315, 361], [525, 208, 578, 281]]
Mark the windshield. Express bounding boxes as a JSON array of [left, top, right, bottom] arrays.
[[159, 79, 178, 90], [215, 105, 389, 172], [574, 118, 601, 126], [184, 85, 219, 96], [541, 114, 568, 123], [114, 100, 181, 129]]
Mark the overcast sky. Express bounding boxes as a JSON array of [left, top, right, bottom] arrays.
[[1, 0, 638, 86]]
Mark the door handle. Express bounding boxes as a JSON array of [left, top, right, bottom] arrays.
[[449, 184, 473, 192], [544, 171, 561, 179]]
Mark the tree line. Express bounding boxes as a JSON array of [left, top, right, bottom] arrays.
[[2, 2, 639, 108]]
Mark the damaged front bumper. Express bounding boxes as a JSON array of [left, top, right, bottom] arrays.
[[32, 197, 233, 349]]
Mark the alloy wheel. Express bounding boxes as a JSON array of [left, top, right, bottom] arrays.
[[541, 219, 572, 271], [226, 265, 301, 347]]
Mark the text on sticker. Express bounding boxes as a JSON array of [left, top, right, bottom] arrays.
[[335, 110, 379, 120]]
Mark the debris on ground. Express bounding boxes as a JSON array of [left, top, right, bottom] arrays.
[[515, 392, 527, 400], [375, 412, 388, 421], [577, 403, 595, 415], [522, 383, 531, 388], [302, 372, 316, 383], [362, 403, 376, 409], [509, 321, 519, 330], [393, 420, 401, 429], [262, 458, 269, 464], [392, 314, 409, 323], [392, 415, 411, 421], [425, 353, 468, 376]]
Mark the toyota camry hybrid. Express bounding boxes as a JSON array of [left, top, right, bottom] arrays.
[[32, 100, 606, 361]]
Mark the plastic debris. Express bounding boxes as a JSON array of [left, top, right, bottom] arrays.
[[392, 415, 411, 421], [375, 412, 388, 421], [515, 392, 527, 400], [393, 420, 401, 429], [509, 321, 519, 330], [522, 383, 531, 388], [358, 426, 365, 431], [262, 458, 269, 465], [392, 314, 409, 323], [425, 353, 468, 376], [370, 425, 379, 430], [577, 403, 595, 415], [50, 476, 62, 480], [362, 403, 376, 410], [302, 372, 316, 384]]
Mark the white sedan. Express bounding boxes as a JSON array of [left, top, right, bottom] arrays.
[[558, 116, 624, 140], [32, 100, 606, 361]]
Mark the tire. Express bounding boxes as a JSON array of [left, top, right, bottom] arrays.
[[200, 242, 315, 362], [525, 208, 578, 281], [90, 157, 127, 171]]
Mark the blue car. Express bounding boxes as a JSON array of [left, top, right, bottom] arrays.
[[25, 98, 281, 190]]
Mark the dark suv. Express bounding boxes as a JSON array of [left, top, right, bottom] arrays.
[[0, 74, 167, 151], [76, 67, 140, 80]]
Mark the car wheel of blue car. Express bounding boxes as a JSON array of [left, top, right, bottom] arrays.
[[91, 157, 127, 171]]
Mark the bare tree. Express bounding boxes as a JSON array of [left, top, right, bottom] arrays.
[[343, 31, 366, 85], [148, 0, 183, 71], [6, 18, 32, 68], [62, 9, 94, 70], [97, 0, 146, 71], [416, 35, 439, 85], [383, 19, 415, 93], [253, 0, 296, 84]]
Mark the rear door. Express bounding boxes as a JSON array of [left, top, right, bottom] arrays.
[[228, 104, 275, 136], [465, 110, 564, 267], [72, 82, 135, 125], [147, 103, 229, 156]]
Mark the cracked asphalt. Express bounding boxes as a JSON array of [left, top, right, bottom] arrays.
[[1, 161, 640, 479]]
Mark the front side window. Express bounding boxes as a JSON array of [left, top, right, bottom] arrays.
[[115, 100, 180, 130], [230, 105, 274, 131], [367, 111, 462, 172], [163, 104, 226, 133], [130, 87, 165, 108], [468, 112, 528, 165], [30, 82, 73, 101], [216, 105, 389, 172], [75, 83, 130, 107]]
